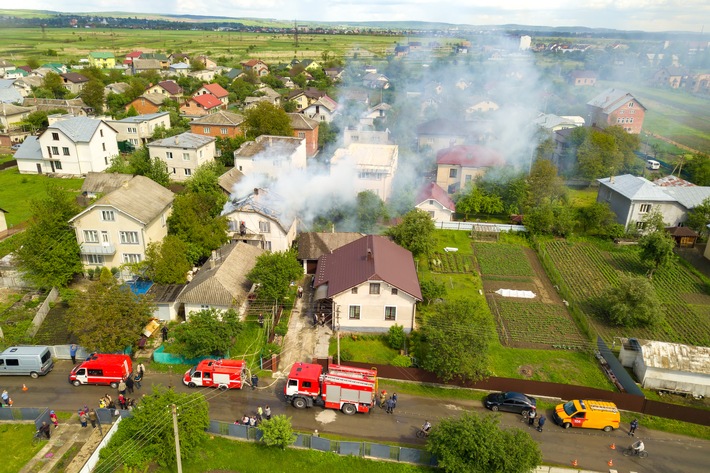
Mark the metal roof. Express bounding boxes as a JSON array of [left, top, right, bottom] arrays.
[[661, 186, 710, 209], [114, 112, 170, 123], [637, 339, 710, 375], [190, 111, 244, 126], [13, 136, 41, 160], [148, 132, 215, 150], [45, 117, 109, 143], [415, 182, 456, 211], [218, 167, 244, 194], [587, 88, 647, 112], [597, 175, 676, 202]]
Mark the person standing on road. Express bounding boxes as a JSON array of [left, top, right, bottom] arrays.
[[528, 408, 537, 426], [1, 390, 9, 407], [69, 344, 78, 364], [537, 415, 546, 432], [251, 373, 259, 390], [88, 409, 97, 428], [391, 392, 398, 407], [125, 375, 134, 394], [629, 418, 639, 436], [264, 405, 272, 420], [385, 397, 395, 414], [297, 286, 303, 299], [118, 378, 127, 396], [256, 406, 263, 422]]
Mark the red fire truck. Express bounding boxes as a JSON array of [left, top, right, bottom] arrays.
[[183, 359, 246, 390], [284, 362, 378, 415], [68, 354, 132, 388]]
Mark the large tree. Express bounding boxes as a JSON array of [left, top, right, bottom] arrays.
[[14, 185, 82, 288], [416, 299, 493, 382], [427, 412, 542, 473], [526, 158, 566, 208], [599, 275, 663, 327], [243, 101, 293, 139], [355, 191, 387, 233], [686, 197, 710, 235], [143, 235, 192, 284], [167, 192, 230, 264], [67, 268, 154, 352], [685, 154, 710, 186], [576, 128, 624, 179], [81, 78, 106, 114], [96, 386, 209, 470], [385, 209, 436, 257], [41, 71, 67, 98], [456, 186, 504, 220], [168, 308, 242, 358], [639, 229, 676, 279], [246, 250, 303, 302]]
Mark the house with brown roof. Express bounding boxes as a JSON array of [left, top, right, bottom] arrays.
[[288, 112, 319, 157], [195, 83, 229, 107], [653, 66, 689, 89], [180, 94, 223, 117], [195, 55, 217, 70], [190, 110, 245, 139], [587, 88, 647, 134], [666, 226, 698, 248], [177, 242, 263, 317], [240, 59, 269, 77], [126, 93, 168, 115], [415, 182, 456, 221], [297, 232, 363, 274], [146, 80, 183, 100], [313, 235, 422, 333], [60, 73, 89, 94], [435, 145, 504, 194]]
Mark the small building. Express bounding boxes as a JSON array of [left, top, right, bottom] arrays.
[[88, 52, 116, 69], [666, 226, 698, 248], [435, 145, 505, 194], [107, 112, 171, 149], [415, 182, 456, 221], [189, 110, 245, 139], [330, 143, 399, 201], [297, 231, 364, 274], [146, 283, 187, 322], [126, 93, 168, 115], [180, 94, 223, 117], [619, 338, 710, 398], [145, 80, 183, 100], [233, 135, 306, 178], [60, 72, 89, 94], [416, 118, 468, 153], [147, 132, 216, 182], [568, 70, 597, 86], [194, 83, 229, 107]]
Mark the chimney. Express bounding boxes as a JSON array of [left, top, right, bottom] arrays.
[[209, 250, 217, 269], [610, 175, 615, 184], [174, 136, 179, 145], [253, 188, 259, 195], [367, 248, 373, 260]]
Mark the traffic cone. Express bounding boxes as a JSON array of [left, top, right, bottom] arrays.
[[608, 459, 614, 467], [571, 459, 578, 467], [610, 442, 616, 450], [22, 384, 28, 392]]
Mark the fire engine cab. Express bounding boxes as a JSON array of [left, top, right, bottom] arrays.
[[69, 354, 132, 388], [183, 359, 246, 390], [284, 362, 378, 415]]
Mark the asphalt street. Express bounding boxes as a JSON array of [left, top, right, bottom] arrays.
[[3, 360, 709, 473]]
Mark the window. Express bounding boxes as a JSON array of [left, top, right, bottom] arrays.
[[129, 139, 138, 145], [184, 168, 192, 176], [172, 168, 177, 174], [166, 151, 173, 160], [203, 127, 211, 133], [465, 175, 472, 183], [348, 306, 361, 320], [51, 146, 59, 155], [636, 221, 646, 230], [639, 204, 651, 213], [88, 369, 103, 376], [62, 147, 70, 156], [120, 231, 139, 244], [259, 221, 271, 233], [385, 306, 397, 320], [102, 143, 106, 152], [55, 161, 62, 170], [83, 230, 99, 243], [263, 241, 272, 251], [52, 132, 59, 141], [128, 127, 137, 134], [86, 255, 104, 264], [391, 288, 398, 295], [5, 359, 19, 366], [428, 210, 435, 218], [100, 129, 104, 137], [183, 153, 190, 160], [101, 210, 115, 221], [449, 168, 458, 178], [628, 102, 634, 107], [123, 254, 142, 263], [298, 132, 306, 139], [351, 287, 358, 294], [200, 304, 209, 310], [369, 283, 381, 295], [221, 128, 228, 135], [429, 200, 434, 205]]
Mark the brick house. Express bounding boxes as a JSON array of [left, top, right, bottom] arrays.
[[126, 93, 168, 115], [435, 145, 505, 194], [189, 111, 245, 139], [587, 88, 647, 134], [288, 112, 319, 157]]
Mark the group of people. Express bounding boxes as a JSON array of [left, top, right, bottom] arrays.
[[527, 408, 546, 432], [378, 390, 398, 414], [77, 407, 99, 428], [235, 405, 272, 427]]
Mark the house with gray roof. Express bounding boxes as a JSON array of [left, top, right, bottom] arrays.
[[597, 174, 710, 231], [177, 242, 263, 317], [587, 88, 646, 134], [147, 132, 216, 182], [22, 97, 89, 116], [16, 116, 119, 175], [0, 79, 23, 104], [80, 172, 134, 199], [313, 235, 422, 333], [0, 102, 33, 130], [218, 167, 244, 196], [107, 112, 171, 149], [69, 175, 174, 273]]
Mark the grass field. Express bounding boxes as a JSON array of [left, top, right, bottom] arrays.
[[0, 424, 45, 473], [0, 168, 84, 226], [329, 334, 400, 365]]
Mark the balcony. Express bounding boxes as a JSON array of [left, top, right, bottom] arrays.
[[80, 243, 116, 255]]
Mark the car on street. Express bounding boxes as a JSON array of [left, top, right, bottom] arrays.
[[11, 143, 21, 150], [484, 391, 536, 415]]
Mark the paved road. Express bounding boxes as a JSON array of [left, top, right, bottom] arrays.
[[4, 361, 709, 473]]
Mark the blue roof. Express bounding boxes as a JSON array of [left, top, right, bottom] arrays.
[[13, 136, 42, 160]]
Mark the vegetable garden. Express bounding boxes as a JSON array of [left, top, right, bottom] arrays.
[[472, 243, 534, 279], [429, 253, 475, 273]]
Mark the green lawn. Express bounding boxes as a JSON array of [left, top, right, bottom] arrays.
[[155, 435, 433, 473], [431, 230, 475, 255], [329, 334, 400, 364], [0, 168, 83, 226], [0, 424, 45, 473], [567, 187, 598, 208]]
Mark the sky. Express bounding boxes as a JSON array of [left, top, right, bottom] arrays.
[[13, 0, 710, 33]]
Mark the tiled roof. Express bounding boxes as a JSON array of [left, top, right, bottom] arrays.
[[190, 110, 244, 126], [0, 102, 33, 116], [132, 59, 162, 70], [201, 83, 229, 98], [157, 80, 182, 95], [146, 283, 186, 303], [22, 97, 88, 115], [587, 88, 647, 112], [666, 226, 698, 237], [314, 235, 422, 300], [191, 94, 222, 109], [415, 182, 456, 211], [148, 132, 215, 150], [125, 51, 142, 58], [436, 145, 504, 167], [81, 172, 134, 194], [45, 117, 111, 143], [297, 232, 364, 261], [288, 113, 318, 130]]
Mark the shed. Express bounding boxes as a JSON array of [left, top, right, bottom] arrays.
[[666, 226, 698, 248], [619, 338, 710, 398], [146, 283, 187, 322]]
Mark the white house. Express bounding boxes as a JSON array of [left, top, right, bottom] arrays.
[[330, 143, 399, 201], [68, 175, 174, 272], [147, 132, 216, 182], [302, 96, 338, 123], [313, 235, 422, 333], [233, 135, 306, 178], [107, 112, 171, 149], [16, 117, 119, 175], [415, 182, 456, 221]]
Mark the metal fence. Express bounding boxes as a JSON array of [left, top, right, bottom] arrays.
[[207, 420, 437, 466]]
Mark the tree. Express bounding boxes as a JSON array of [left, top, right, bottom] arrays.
[[67, 270, 154, 352], [385, 209, 436, 257], [599, 275, 663, 327], [145, 157, 171, 187], [576, 129, 624, 179], [526, 158, 566, 208], [685, 154, 710, 186], [259, 415, 296, 449], [168, 308, 242, 358], [167, 192, 230, 264], [420, 279, 446, 305], [81, 78, 106, 114], [456, 186, 504, 220], [97, 386, 209, 469], [144, 235, 192, 284], [638, 229, 676, 279], [246, 250, 303, 302], [686, 197, 710, 235], [243, 102, 293, 139], [416, 299, 493, 382], [184, 162, 227, 198], [578, 202, 623, 238], [215, 136, 247, 167], [41, 71, 67, 98], [14, 185, 82, 288], [355, 191, 387, 233], [427, 412, 542, 473]]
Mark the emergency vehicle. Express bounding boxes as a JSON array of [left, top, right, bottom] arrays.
[[183, 359, 246, 390], [284, 362, 378, 415], [552, 399, 620, 432], [69, 354, 132, 388]]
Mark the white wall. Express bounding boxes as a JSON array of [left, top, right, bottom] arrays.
[[332, 280, 418, 333], [226, 210, 296, 252]]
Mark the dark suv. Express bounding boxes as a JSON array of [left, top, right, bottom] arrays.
[[484, 391, 537, 415]]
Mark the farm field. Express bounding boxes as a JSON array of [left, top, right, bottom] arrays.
[[540, 239, 710, 347], [472, 242, 534, 279]]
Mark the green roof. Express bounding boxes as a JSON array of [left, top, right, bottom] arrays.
[[90, 52, 115, 59]]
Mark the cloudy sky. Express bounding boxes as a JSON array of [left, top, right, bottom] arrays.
[[16, 0, 710, 32]]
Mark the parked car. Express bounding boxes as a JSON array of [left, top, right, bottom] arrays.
[[484, 391, 536, 415], [11, 143, 21, 150]]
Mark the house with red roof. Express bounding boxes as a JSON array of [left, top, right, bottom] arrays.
[[415, 182, 456, 221], [313, 235, 422, 333], [124, 51, 142, 65], [195, 83, 229, 107], [435, 145, 505, 194], [240, 59, 269, 77], [180, 94, 223, 117]]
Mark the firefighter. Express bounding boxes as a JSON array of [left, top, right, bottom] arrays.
[[379, 390, 387, 408]]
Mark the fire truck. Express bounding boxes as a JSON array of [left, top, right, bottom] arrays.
[[284, 362, 378, 415], [183, 359, 246, 390]]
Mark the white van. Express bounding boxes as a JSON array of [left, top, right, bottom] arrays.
[[0, 346, 54, 378], [647, 159, 660, 170]]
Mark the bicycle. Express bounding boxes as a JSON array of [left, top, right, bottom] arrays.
[[32, 430, 48, 446], [622, 447, 648, 458], [416, 428, 430, 438]]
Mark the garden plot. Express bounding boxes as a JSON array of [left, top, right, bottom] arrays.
[[429, 252, 475, 273]]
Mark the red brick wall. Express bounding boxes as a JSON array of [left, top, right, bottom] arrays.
[[190, 124, 243, 139], [126, 98, 160, 115], [294, 127, 319, 157]]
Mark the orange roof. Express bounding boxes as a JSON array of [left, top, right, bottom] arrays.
[[191, 94, 222, 109], [201, 83, 229, 98]]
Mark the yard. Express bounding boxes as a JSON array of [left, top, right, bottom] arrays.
[[0, 423, 45, 473]]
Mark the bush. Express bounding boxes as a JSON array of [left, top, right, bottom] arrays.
[[387, 324, 406, 350], [259, 415, 296, 449], [390, 355, 412, 367], [264, 342, 282, 355], [338, 348, 353, 362]]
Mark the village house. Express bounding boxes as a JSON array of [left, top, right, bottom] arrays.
[[123, 51, 142, 65], [168, 62, 190, 76], [69, 175, 173, 273], [653, 66, 689, 89], [189, 110, 245, 139], [240, 59, 270, 77], [126, 93, 169, 115], [415, 182, 456, 221], [130, 59, 163, 75], [416, 118, 469, 153], [234, 135, 307, 177], [244, 86, 281, 109], [194, 83, 229, 107], [107, 112, 171, 149], [568, 70, 598, 86], [140, 53, 170, 69], [60, 73, 89, 94], [146, 283, 186, 322], [330, 143, 399, 201], [587, 88, 647, 134], [0, 79, 23, 104], [12, 76, 42, 98], [302, 95, 338, 123], [180, 94, 223, 117], [343, 128, 393, 146], [287, 113, 319, 157], [297, 232, 364, 274], [435, 145, 505, 194], [145, 80, 183, 100], [0, 103, 33, 131], [79, 172, 134, 200], [88, 52, 116, 69], [224, 187, 298, 252], [147, 132, 216, 182], [23, 97, 90, 116], [313, 235, 422, 333], [15, 116, 119, 175], [194, 55, 217, 70], [360, 103, 391, 127], [217, 167, 244, 196]]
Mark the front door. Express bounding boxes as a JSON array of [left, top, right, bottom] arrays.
[[36, 163, 42, 174]]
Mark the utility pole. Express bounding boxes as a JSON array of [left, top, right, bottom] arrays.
[[294, 20, 299, 49], [335, 304, 341, 364], [171, 404, 183, 473]]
